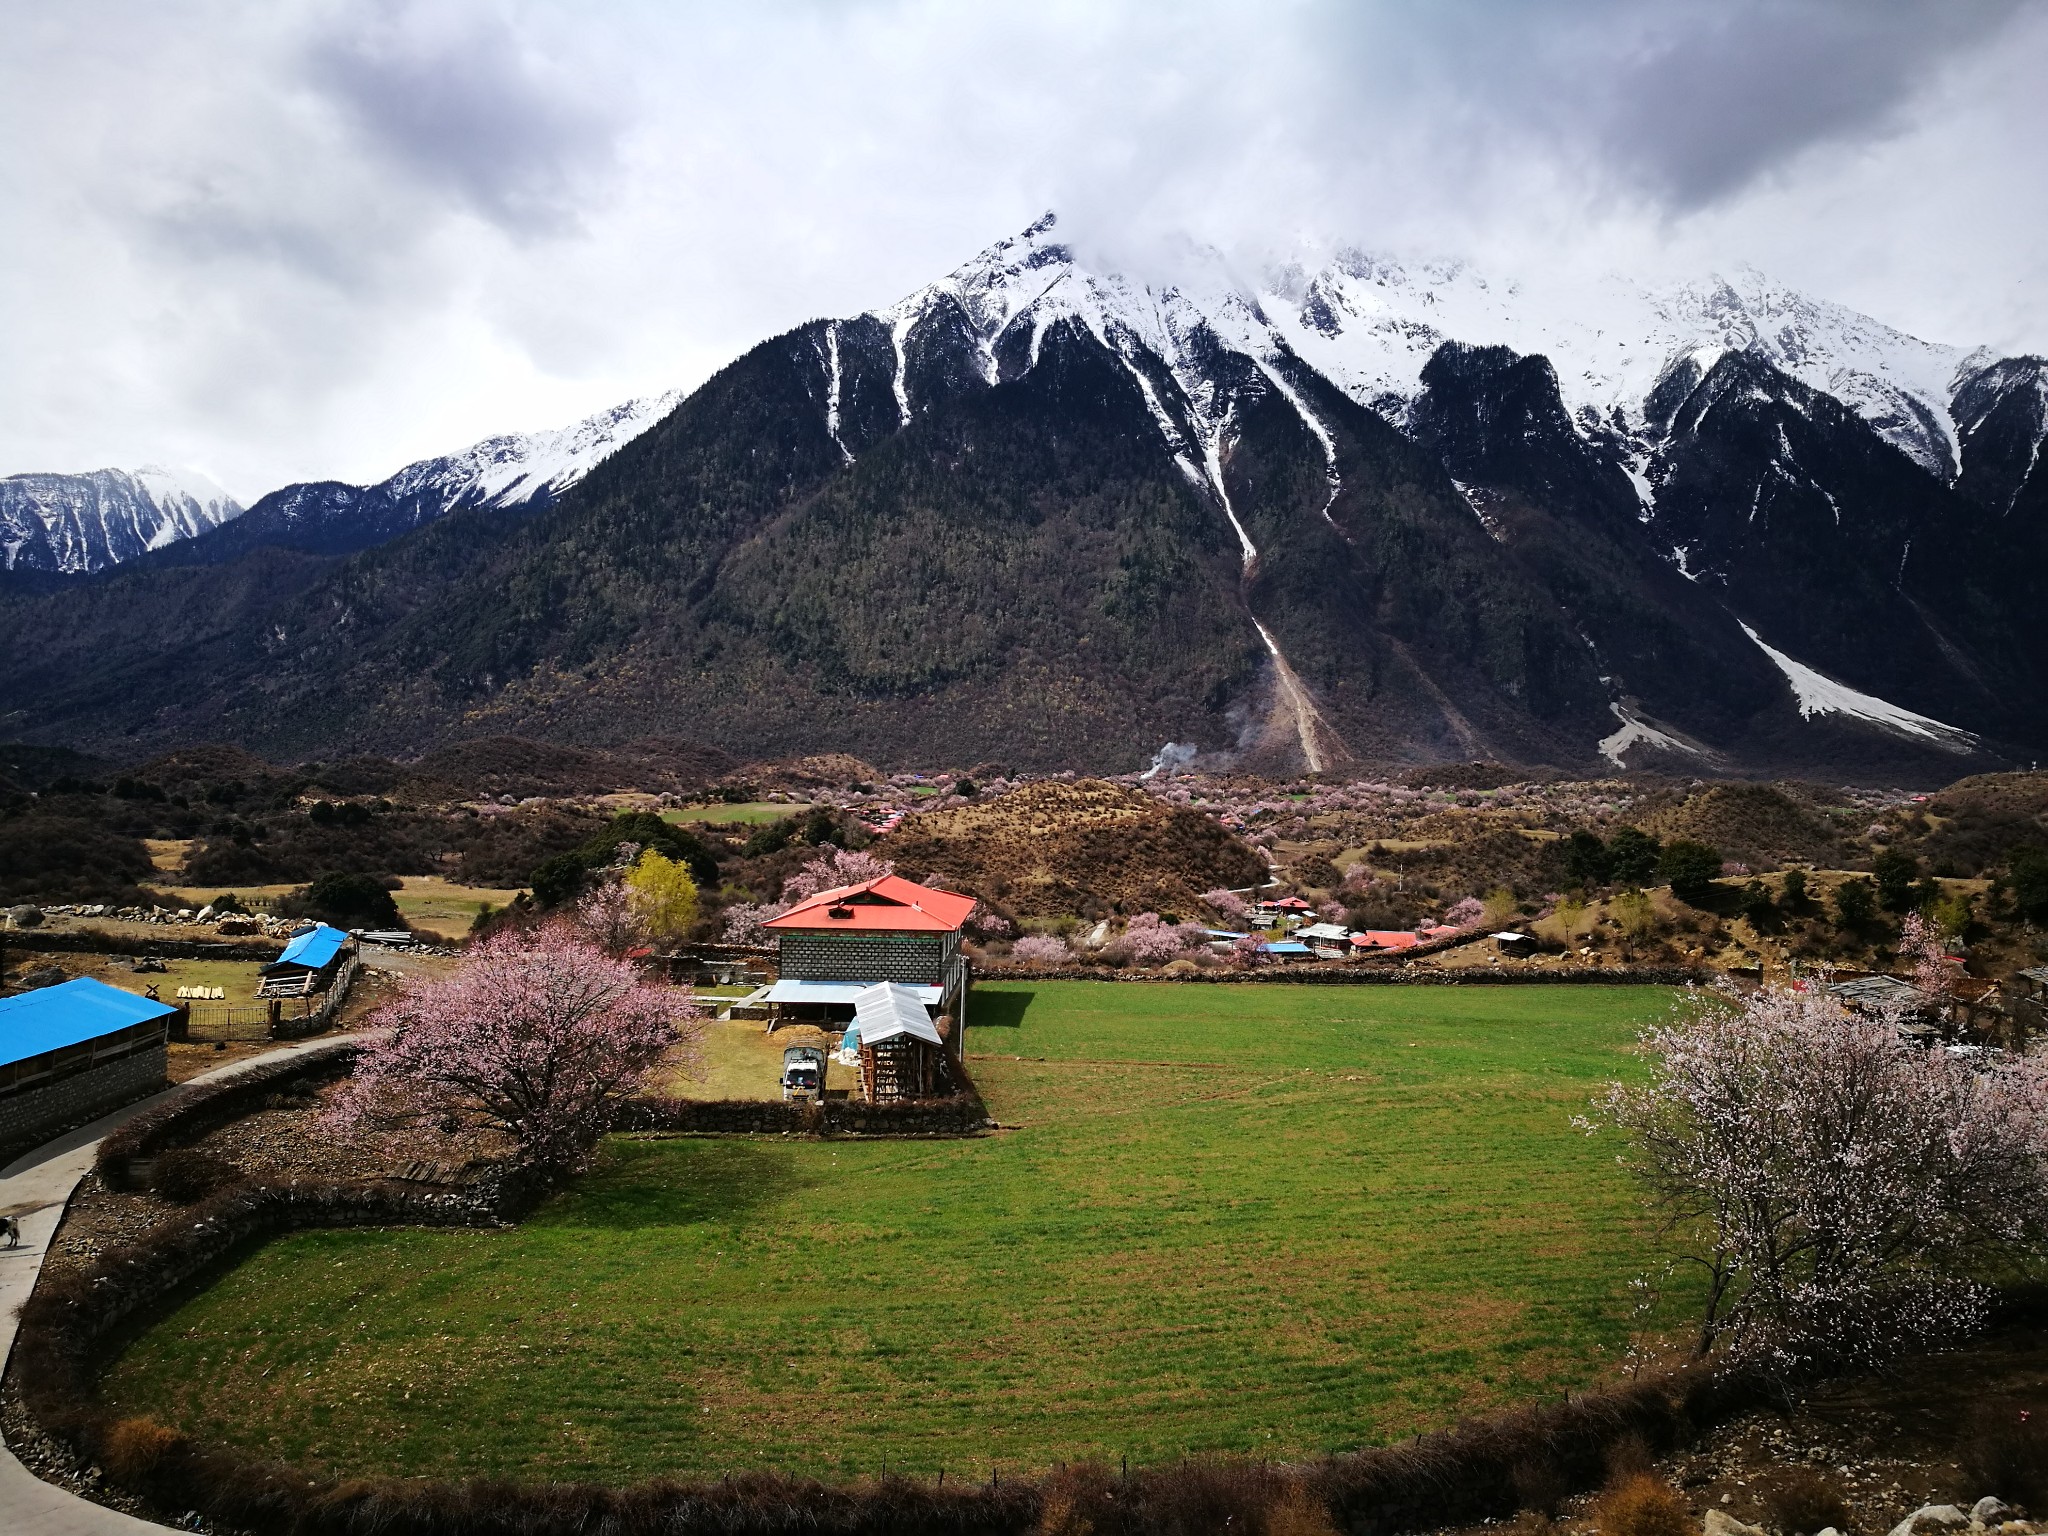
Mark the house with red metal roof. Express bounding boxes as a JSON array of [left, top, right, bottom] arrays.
[[759, 875, 975, 1039]]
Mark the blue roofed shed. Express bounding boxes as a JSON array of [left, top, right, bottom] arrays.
[[259, 924, 356, 998], [0, 978, 175, 1153]]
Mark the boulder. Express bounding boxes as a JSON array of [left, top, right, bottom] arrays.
[[1891, 1507, 1971, 1536], [5, 904, 43, 928], [196, 905, 216, 922], [216, 917, 258, 936], [18, 964, 68, 990], [1707, 1512, 1770, 1536], [1972, 1502, 2015, 1527]]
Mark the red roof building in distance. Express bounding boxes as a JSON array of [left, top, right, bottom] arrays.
[[761, 875, 977, 934]]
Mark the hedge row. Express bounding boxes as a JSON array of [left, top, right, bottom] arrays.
[[616, 1090, 989, 1138], [93, 1040, 362, 1189], [2, 928, 283, 961], [11, 1167, 1773, 1536]]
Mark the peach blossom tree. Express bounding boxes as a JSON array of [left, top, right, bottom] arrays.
[[1589, 983, 2048, 1370], [333, 928, 699, 1175]]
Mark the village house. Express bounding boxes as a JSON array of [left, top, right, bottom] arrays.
[[759, 874, 974, 1043], [0, 978, 177, 1153]]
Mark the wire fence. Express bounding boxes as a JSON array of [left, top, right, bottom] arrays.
[[179, 954, 362, 1042]]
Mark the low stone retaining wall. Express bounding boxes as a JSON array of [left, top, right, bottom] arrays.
[[2, 929, 283, 961], [983, 963, 1709, 986], [93, 1040, 362, 1190], [617, 1091, 990, 1138]]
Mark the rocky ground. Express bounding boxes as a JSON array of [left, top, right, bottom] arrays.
[[1457, 1329, 2048, 1536]]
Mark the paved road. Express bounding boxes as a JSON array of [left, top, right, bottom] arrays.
[[0, 1034, 360, 1534]]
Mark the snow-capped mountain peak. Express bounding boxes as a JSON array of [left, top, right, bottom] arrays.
[[0, 465, 243, 573]]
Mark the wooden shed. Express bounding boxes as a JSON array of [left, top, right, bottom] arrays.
[[849, 982, 948, 1102]]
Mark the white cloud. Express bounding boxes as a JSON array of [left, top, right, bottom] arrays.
[[1, 0, 2043, 499]]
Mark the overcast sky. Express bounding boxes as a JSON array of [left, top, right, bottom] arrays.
[[4, 0, 2046, 500]]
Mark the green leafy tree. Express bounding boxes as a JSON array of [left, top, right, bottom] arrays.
[[1779, 868, 1809, 913], [299, 871, 400, 928], [2008, 847, 2048, 924], [1872, 848, 1919, 912], [1834, 877, 1877, 929], [1659, 840, 1723, 904], [1607, 827, 1662, 887], [625, 849, 700, 945], [1741, 879, 1778, 930], [1564, 830, 1613, 889]]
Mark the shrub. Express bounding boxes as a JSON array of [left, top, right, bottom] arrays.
[[1593, 1474, 1693, 1536], [147, 1148, 244, 1204], [1959, 1401, 2048, 1510], [100, 1416, 187, 1485], [1779, 868, 1808, 912], [1834, 877, 1876, 929], [1761, 1468, 1849, 1535], [291, 870, 400, 928], [1658, 841, 1722, 904], [1011, 934, 1070, 965]]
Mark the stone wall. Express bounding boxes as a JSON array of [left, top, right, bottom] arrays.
[[616, 1091, 990, 1138], [0, 1044, 165, 1165]]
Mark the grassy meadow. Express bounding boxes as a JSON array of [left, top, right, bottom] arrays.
[[100, 981, 1687, 1483]]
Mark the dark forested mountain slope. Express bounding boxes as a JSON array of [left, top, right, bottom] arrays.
[[3, 217, 2042, 778]]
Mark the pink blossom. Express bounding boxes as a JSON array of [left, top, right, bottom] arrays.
[[720, 901, 783, 944], [573, 880, 647, 957], [1121, 912, 1205, 965], [1200, 888, 1250, 923], [1590, 982, 2048, 1370], [1011, 934, 1071, 965], [332, 928, 700, 1174], [1443, 896, 1487, 930], [781, 844, 895, 903]]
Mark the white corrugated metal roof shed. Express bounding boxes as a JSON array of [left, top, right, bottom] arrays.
[[852, 982, 943, 1046]]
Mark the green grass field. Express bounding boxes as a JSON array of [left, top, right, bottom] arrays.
[[661, 801, 812, 826], [100, 982, 1685, 1484]]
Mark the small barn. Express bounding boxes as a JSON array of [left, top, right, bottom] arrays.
[[258, 924, 356, 998], [0, 978, 176, 1152], [850, 982, 948, 1102]]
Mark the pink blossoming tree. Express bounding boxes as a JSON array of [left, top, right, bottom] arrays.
[[1121, 912, 1205, 965], [1011, 934, 1071, 965], [1443, 896, 1487, 930], [720, 901, 783, 944], [1201, 888, 1250, 924], [1590, 983, 2048, 1370], [574, 880, 647, 958], [332, 929, 700, 1176], [781, 845, 895, 904]]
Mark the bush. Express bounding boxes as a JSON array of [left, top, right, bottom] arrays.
[[1959, 1401, 2048, 1511], [100, 1416, 187, 1485], [147, 1148, 244, 1204], [1779, 868, 1809, 912], [1760, 1468, 1849, 1536], [1873, 847, 1920, 911], [289, 870, 401, 928], [1608, 827, 1663, 887], [1593, 1474, 1693, 1536], [1658, 841, 1722, 904], [1834, 877, 1876, 929]]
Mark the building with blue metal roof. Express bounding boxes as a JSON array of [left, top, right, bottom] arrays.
[[0, 978, 174, 1156], [258, 924, 356, 998]]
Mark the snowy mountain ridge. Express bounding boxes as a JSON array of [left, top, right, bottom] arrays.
[[0, 465, 242, 574], [872, 214, 1985, 481]]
